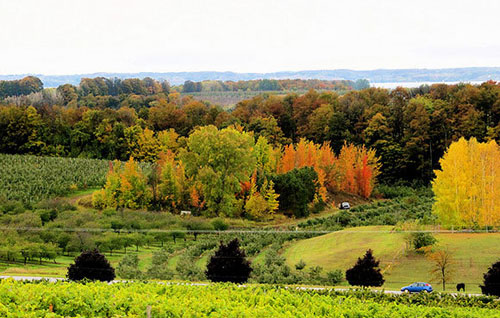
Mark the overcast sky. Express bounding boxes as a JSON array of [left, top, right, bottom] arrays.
[[0, 0, 499, 75]]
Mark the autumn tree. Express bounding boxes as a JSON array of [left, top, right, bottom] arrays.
[[181, 125, 256, 217], [92, 158, 151, 210], [157, 151, 187, 212], [427, 248, 455, 291], [432, 138, 500, 227], [244, 178, 279, 220]]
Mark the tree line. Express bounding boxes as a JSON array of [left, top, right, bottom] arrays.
[[1, 78, 499, 184], [179, 78, 364, 93], [0, 76, 43, 98]]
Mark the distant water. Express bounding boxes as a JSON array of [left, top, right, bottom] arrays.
[[371, 81, 488, 89]]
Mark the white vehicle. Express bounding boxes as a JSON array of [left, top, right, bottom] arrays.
[[338, 202, 351, 210]]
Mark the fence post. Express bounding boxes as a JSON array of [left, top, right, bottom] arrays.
[[146, 305, 151, 318]]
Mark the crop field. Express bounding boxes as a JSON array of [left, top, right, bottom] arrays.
[[182, 89, 349, 107], [0, 280, 499, 317], [0, 154, 110, 204]]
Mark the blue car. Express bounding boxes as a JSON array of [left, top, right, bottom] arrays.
[[401, 282, 433, 293]]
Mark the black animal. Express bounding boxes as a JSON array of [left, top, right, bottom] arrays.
[[456, 283, 465, 292]]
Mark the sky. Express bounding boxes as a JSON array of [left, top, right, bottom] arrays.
[[0, 0, 499, 75]]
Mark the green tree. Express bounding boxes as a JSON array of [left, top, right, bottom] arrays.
[[273, 167, 319, 217], [181, 126, 256, 217], [117, 254, 142, 279]]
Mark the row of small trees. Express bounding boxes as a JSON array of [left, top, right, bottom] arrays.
[[67, 240, 500, 297]]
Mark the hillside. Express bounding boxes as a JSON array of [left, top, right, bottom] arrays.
[[283, 226, 500, 293]]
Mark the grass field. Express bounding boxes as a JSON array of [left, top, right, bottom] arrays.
[[283, 226, 500, 293]]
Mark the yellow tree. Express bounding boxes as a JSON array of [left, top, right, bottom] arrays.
[[432, 138, 500, 227], [92, 158, 151, 210]]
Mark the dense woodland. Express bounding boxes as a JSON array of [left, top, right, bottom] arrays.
[[178, 78, 365, 93], [1, 77, 499, 185]]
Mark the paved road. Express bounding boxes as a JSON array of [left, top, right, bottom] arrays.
[[0, 275, 483, 296]]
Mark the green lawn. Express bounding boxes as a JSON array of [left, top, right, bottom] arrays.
[[283, 226, 500, 293]]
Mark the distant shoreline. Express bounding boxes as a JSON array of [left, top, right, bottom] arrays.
[[371, 80, 488, 89], [1, 68, 499, 87]]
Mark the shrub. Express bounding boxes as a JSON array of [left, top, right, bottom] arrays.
[[176, 257, 204, 281], [411, 232, 437, 251], [326, 269, 343, 285], [0, 199, 25, 215], [37, 198, 76, 212], [346, 249, 384, 287], [147, 247, 173, 280], [37, 209, 58, 225], [117, 254, 142, 279], [206, 238, 252, 283], [295, 259, 306, 270], [67, 249, 115, 282], [211, 218, 229, 231], [77, 195, 93, 208], [308, 266, 323, 284], [480, 260, 500, 297]]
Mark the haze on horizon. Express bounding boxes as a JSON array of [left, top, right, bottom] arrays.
[[1, 0, 499, 75]]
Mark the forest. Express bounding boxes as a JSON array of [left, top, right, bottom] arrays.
[[1, 76, 499, 184]]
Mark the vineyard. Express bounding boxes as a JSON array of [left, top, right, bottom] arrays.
[[181, 89, 350, 107], [0, 280, 499, 317], [0, 154, 110, 204]]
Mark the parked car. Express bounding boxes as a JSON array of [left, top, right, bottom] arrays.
[[401, 282, 433, 293], [338, 202, 350, 210]]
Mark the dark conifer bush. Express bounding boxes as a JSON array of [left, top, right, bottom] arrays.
[[206, 238, 252, 283], [67, 249, 115, 282], [480, 260, 500, 296], [345, 249, 384, 287]]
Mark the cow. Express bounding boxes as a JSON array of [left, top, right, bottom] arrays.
[[456, 283, 465, 292]]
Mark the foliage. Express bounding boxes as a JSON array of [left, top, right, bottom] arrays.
[[411, 232, 437, 251], [67, 249, 115, 282], [295, 259, 306, 270], [432, 138, 500, 227], [2, 81, 500, 186], [181, 126, 256, 217], [146, 247, 173, 280], [277, 139, 380, 199], [2, 281, 500, 317], [0, 76, 43, 98], [345, 249, 385, 287], [117, 253, 142, 279], [211, 218, 229, 231], [273, 167, 320, 217], [93, 158, 151, 210], [325, 269, 344, 285], [206, 238, 252, 283], [480, 260, 500, 296]]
